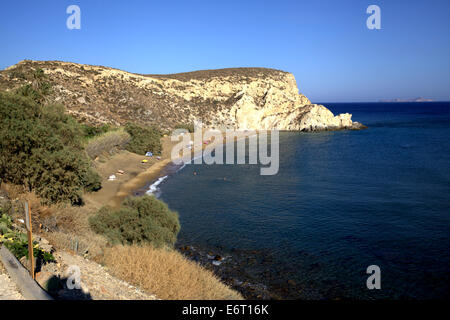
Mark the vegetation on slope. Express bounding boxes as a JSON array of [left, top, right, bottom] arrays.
[[84, 128, 131, 159], [0, 207, 55, 263], [124, 123, 162, 155], [89, 195, 180, 247], [14, 68, 52, 103], [0, 92, 101, 205], [81, 123, 111, 139], [174, 123, 195, 133]]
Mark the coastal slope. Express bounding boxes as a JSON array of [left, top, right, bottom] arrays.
[[0, 60, 364, 131]]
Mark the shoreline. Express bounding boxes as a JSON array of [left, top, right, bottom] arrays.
[[124, 130, 259, 200], [109, 158, 172, 207], [112, 127, 362, 202]]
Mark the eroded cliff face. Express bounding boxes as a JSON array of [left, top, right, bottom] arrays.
[[0, 60, 364, 131]]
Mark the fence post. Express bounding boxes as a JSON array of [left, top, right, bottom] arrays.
[[24, 201, 35, 279]]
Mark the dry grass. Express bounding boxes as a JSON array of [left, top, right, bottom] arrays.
[[0, 182, 106, 259], [44, 230, 107, 258], [0, 183, 54, 224], [42, 200, 108, 258], [0, 183, 25, 200], [85, 129, 131, 159], [103, 245, 243, 300], [51, 205, 90, 233]]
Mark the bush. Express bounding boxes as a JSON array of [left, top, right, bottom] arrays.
[[174, 123, 195, 133], [4, 240, 55, 264], [15, 84, 41, 102], [89, 195, 180, 247], [15, 68, 52, 103], [81, 124, 111, 139], [0, 92, 101, 204], [85, 129, 131, 159], [83, 168, 103, 192], [0, 210, 54, 263], [0, 210, 13, 235], [124, 123, 162, 155]]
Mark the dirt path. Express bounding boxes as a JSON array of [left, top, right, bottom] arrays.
[[35, 250, 157, 300], [0, 260, 24, 300], [1, 237, 156, 300]]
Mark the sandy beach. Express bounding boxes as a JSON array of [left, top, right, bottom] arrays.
[[84, 130, 256, 209]]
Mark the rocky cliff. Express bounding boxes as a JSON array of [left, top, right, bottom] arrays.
[[0, 60, 364, 131]]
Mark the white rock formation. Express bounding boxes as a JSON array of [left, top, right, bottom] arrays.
[[0, 60, 365, 131]]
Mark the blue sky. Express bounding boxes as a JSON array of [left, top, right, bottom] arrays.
[[1, 0, 449, 102]]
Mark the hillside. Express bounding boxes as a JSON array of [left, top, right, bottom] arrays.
[[0, 60, 364, 131]]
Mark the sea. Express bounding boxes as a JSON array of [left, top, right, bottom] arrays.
[[146, 102, 450, 299]]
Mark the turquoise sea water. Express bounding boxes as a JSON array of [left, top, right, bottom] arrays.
[[155, 102, 450, 299]]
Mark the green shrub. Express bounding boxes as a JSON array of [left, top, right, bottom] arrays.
[[4, 240, 55, 263], [8, 70, 26, 80], [81, 124, 111, 139], [0, 92, 101, 204], [15, 68, 52, 103], [124, 123, 162, 155], [0, 210, 54, 263], [174, 123, 195, 133], [83, 168, 103, 192], [15, 84, 41, 102], [89, 195, 180, 247], [0, 211, 13, 235], [28, 148, 98, 204]]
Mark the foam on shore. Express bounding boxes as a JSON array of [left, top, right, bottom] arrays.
[[146, 175, 168, 195], [144, 131, 258, 195]]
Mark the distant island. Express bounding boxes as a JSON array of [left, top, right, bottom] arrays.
[[380, 97, 433, 103]]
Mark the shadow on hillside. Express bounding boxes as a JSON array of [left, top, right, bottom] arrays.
[[45, 275, 93, 300]]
